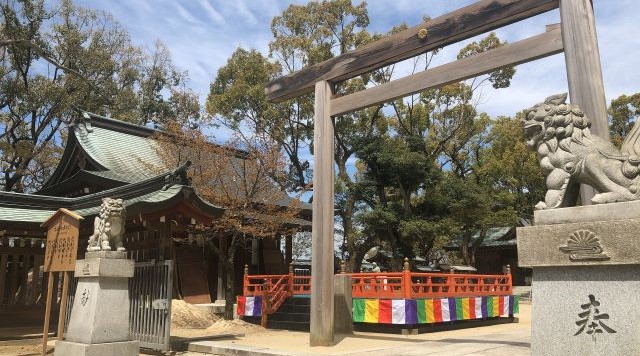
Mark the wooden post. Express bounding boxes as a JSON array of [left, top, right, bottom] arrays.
[[41, 273, 54, 356], [560, 0, 609, 204], [310, 80, 335, 346], [56, 271, 70, 340], [402, 258, 411, 299], [288, 263, 294, 294], [243, 264, 249, 296], [261, 283, 268, 327]]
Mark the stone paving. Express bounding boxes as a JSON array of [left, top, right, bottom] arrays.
[[176, 303, 531, 356], [0, 304, 530, 356]]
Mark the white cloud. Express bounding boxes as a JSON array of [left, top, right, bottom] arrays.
[[74, 0, 639, 125], [198, 0, 227, 26]]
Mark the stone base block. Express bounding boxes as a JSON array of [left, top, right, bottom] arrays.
[[54, 340, 138, 356], [85, 251, 127, 259], [531, 265, 640, 356], [66, 272, 131, 344], [334, 274, 353, 335], [75, 257, 134, 278]]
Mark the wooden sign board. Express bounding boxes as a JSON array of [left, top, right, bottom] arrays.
[[42, 208, 82, 272], [40, 208, 83, 354]]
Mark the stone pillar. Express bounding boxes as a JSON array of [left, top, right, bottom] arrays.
[[517, 201, 640, 355], [54, 251, 138, 356]]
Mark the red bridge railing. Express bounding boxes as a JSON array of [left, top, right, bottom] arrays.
[[242, 260, 512, 322]]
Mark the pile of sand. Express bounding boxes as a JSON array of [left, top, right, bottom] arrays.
[[204, 318, 265, 335], [171, 299, 220, 329]]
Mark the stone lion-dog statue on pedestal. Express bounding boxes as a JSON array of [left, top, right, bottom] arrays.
[[524, 93, 640, 209], [87, 198, 126, 251]]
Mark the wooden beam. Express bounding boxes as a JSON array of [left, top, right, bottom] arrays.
[[265, 0, 559, 102], [560, 0, 608, 205], [309, 81, 335, 346], [331, 28, 564, 116]]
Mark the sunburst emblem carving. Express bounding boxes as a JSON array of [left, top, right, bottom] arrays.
[[559, 230, 610, 261]]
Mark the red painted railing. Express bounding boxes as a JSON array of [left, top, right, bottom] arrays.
[[349, 272, 511, 299], [242, 262, 512, 321]]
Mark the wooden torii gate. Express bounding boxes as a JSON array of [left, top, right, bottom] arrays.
[[265, 0, 607, 346]]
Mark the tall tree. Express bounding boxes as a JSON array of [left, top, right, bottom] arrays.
[[153, 122, 302, 319], [0, 0, 201, 192], [352, 30, 516, 268], [208, 1, 521, 270]]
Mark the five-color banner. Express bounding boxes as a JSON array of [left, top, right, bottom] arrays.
[[353, 295, 519, 324]]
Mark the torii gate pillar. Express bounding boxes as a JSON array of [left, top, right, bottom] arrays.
[[310, 81, 335, 346], [560, 0, 609, 203]]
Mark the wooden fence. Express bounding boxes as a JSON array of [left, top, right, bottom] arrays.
[[0, 237, 50, 307]]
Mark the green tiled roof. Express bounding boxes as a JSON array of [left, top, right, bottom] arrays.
[[446, 226, 516, 249], [0, 206, 56, 223], [0, 168, 223, 226], [51, 114, 311, 211], [73, 117, 165, 183], [73, 185, 185, 217]]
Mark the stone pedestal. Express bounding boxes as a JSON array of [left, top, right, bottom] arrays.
[[517, 201, 640, 356], [334, 274, 353, 335], [55, 253, 138, 356]]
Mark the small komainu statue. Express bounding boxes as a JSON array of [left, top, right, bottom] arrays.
[[524, 93, 640, 209], [87, 198, 126, 251]]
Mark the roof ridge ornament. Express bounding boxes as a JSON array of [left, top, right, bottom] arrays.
[[71, 112, 94, 133], [162, 160, 192, 190]]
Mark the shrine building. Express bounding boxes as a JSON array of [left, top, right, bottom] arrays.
[[0, 113, 310, 326]]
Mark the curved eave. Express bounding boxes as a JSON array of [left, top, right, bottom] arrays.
[[120, 186, 225, 223], [39, 128, 109, 191], [37, 169, 126, 196]]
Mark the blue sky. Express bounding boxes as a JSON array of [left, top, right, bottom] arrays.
[[76, 0, 640, 122], [75, 0, 640, 141], [67, 0, 640, 212]]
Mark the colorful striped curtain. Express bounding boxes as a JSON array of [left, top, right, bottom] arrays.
[[237, 296, 263, 316], [353, 296, 518, 324]]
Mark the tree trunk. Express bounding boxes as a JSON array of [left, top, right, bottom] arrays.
[[350, 235, 378, 273], [469, 228, 487, 267], [461, 230, 473, 266], [223, 264, 235, 320]]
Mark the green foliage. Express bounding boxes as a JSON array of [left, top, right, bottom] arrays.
[[206, 47, 312, 191], [477, 115, 546, 219], [206, 0, 534, 269], [457, 32, 515, 89], [608, 93, 640, 148]]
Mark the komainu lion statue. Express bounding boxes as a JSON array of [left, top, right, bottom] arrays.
[[87, 198, 126, 251], [524, 93, 640, 209]]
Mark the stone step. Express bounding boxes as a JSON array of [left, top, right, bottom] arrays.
[[267, 312, 310, 323], [267, 320, 310, 332], [280, 296, 311, 306], [276, 304, 310, 314]]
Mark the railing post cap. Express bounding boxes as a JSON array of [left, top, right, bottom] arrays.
[[403, 257, 410, 271]]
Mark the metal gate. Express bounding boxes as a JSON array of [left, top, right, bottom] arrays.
[[66, 260, 173, 351], [129, 260, 173, 350]]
